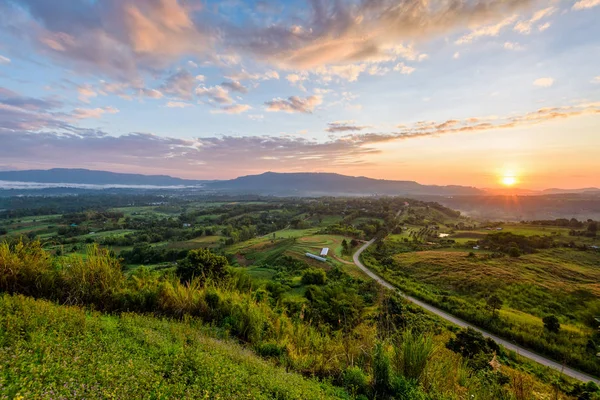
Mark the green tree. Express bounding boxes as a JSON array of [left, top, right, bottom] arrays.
[[301, 268, 327, 285], [543, 315, 561, 333], [446, 328, 500, 370], [176, 248, 229, 283], [341, 239, 349, 255], [486, 294, 503, 317]]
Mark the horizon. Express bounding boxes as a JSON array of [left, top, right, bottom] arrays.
[[1, 167, 598, 192], [0, 1, 599, 190]]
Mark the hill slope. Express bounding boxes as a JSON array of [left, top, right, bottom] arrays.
[[0, 294, 347, 399], [207, 172, 483, 196]]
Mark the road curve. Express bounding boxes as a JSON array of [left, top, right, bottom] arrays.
[[353, 238, 600, 385]]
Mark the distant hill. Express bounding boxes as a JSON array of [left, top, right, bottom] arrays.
[[206, 172, 484, 196], [0, 168, 206, 186], [1, 169, 595, 197], [542, 187, 600, 194]]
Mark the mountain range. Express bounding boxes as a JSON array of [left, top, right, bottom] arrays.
[[0, 168, 597, 196], [0, 168, 205, 186]]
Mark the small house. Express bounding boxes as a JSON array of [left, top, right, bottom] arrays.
[[320, 247, 329, 257]]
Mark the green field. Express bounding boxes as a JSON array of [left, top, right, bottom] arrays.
[[363, 245, 600, 377]]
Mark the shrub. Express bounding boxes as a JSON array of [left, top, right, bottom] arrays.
[[390, 375, 427, 400], [446, 328, 499, 370], [543, 315, 561, 333], [59, 245, 124, 306], [301, 268, 327, 285], [0, 240, 54, 297], [343, 366, 369, 397], [176, 248, 229, 283], [256, 342, 285, 358]]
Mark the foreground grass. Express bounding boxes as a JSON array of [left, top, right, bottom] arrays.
[[0, 294, 347, 400]]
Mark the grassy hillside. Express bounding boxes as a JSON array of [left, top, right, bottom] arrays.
[[363, 246, 600, 377], [0, 294, 347, 399]]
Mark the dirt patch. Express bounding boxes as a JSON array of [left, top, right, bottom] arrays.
[[234, 253, 248, 266], [333, 255, 354, 265]]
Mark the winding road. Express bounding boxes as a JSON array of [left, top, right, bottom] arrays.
[[353, 238, 600, 384]]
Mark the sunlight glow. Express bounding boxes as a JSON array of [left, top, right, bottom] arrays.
[[501, 175, 517, 186]]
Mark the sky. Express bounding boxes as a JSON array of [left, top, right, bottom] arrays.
[[0, 0, 599, 189]]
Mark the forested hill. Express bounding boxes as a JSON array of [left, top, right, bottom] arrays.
[[206, 172, 484, 196], [0, 169, 483, 196], [0, 168, 206, 186]]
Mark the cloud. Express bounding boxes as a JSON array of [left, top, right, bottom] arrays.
[[2, 0, 209, 79], [0, 55, 10, 65], [394, 63, 416, 75], [265, 95, 322, 113], [343, 102, 600, 145], [592, 76, 600, 84], [533, 77, 554, 87], [221, 80, 248, 93], [210, 104, 251, 114], [326, 121, 368, 132], [503, 42, 525, 51], [77, 84, 97, 103], [238, 0, 534, 69], [538, 22, 551, 32], [72, 106, 119, 119], [453, 52, 460, 59], [224, 69, 279, 81], [314, 64, 367, 82], [0, 129, 377, 177], [2, 0, 538, 81], [160, 69, 197, 100], [139, 88, 163, 99], [166, 101, 192, 108], [513, 7, 556, 34], [0, 87, 62, 112], [195, 85, 233, 104], [367, 65, 391, 76], [573, 0, 600, 10], [285, 73, 308, 91], [0, 88, 66, 131], [1, 86, 599, 178], [455, 15, 518, 44]]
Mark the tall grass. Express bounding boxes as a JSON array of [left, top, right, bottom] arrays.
[[396, 330, 436, 381]]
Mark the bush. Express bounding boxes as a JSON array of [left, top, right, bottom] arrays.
[[543, 315, 561, 333], [256, 342, 285, 358], [176, 248, 229, 283], [446, 328, 499, 370], [343, 366, 369, 397], [301, 268, 327, 285], [390, 375, 427, 400]]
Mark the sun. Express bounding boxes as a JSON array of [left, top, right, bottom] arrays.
[[501, 175, 517, 186]]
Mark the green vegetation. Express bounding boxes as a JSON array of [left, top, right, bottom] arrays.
[[0, 294, 346, 399], [364, 240, 600, 377], [1, 240, 581, 399], [2, 194, 599, 398]]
